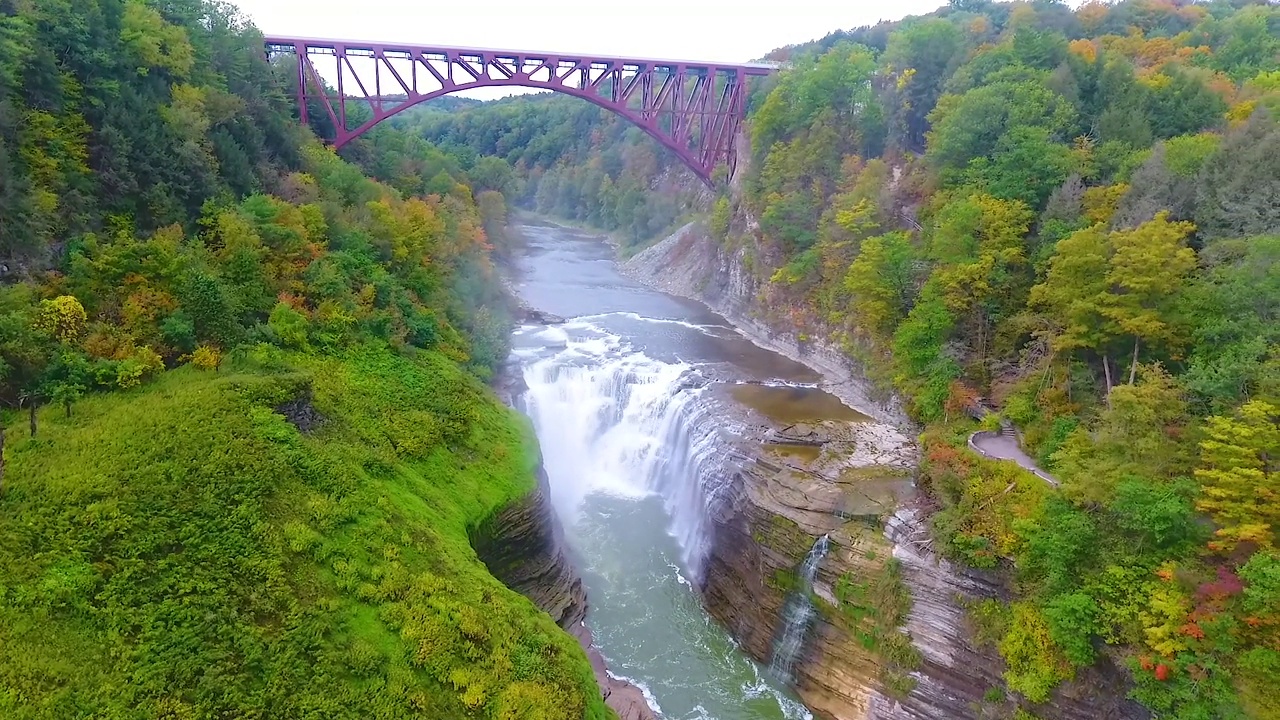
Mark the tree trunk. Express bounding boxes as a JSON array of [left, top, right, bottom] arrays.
[[28, 402, 36, 438], [1102, 354, 1114, 407], [1, 414, 6, 497], [1129, 338, 1140, 385]]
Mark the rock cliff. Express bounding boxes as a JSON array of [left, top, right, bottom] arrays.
[[625, 223, 1148, 720]]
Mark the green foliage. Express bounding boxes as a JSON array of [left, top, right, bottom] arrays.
[[882, 18, 967, 150], [966, 598, 1012, 649], [1195, 114, 1280, 241], [833, 557, 922, 699], [999, 603, 1074, 703], [962, 125, 1074, 207], [0, 352, 605, 719], [7, 0, 1259, 712], [843, 232, 916, 341], [390, 2, 1280, 716], [1053, 364, 1191, 504], [1181, 236, 1280, 411], [1042, 592, 1102, 666], [926, 76, 1076, 187], [1018, 496, 1098, 596], [269, 302, 311, 349], [753, 42, 885, 159], [892, 282, 959, 420], [709, 196, 731, 241], [1162, 132, 1222, 178]]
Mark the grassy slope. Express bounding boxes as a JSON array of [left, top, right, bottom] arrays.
[[0, 344, 607, 720]]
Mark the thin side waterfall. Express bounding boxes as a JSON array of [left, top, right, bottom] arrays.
[[769, 534, 831, 685], [515, 320, 729, 579]]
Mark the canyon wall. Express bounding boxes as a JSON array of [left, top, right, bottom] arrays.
[[625, 223, 1147, 720]]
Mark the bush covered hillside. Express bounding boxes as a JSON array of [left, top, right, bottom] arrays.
[[0, 1, 605, 718], [412, 0, 1280, 717]]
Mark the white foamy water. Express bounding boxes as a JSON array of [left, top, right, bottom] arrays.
[[519, 319, 726, 579]]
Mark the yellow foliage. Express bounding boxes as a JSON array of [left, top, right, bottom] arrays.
[[1195, 401, 1280, 553], [1000, 602, 1074, 702], [834, 197, 880, 236], [36, 295, 88, 343], [189, 345, 222, 371], [115, 346, 164, 389], [1081, 184, 1129, 225], [1228, 99, 1259, 124], [896, 67, 916, 92], [1141, 582, 1191, 657], [1138, 73, 1172, 90]]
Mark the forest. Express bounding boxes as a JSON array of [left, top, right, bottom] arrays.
[[0, 1, 608, 718], [407, 0, 1280, 717]]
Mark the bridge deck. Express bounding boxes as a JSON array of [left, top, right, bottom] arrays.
[[262, 35, 778, 74]]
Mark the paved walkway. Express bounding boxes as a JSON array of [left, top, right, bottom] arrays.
[[968, 430, 1059, 486]]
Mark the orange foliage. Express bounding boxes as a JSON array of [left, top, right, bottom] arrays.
[[944, 379, 981, 420], [122, 285, 177, 332], [1069, 39, 1098, 63], [277, 292, 308, 312], [83, 328, 130, 360], [925, 441, 972, 474], [1179, 622, 1206, 640]]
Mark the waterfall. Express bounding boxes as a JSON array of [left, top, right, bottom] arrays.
[[515, 319, 730, 579], [768, 534, 831, 685]]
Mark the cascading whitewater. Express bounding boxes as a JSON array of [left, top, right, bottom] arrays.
[[768, 534, 831, 685], [515, 319, 729, 580]]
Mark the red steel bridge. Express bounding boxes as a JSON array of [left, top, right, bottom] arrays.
[[264, 37, 777, 184]]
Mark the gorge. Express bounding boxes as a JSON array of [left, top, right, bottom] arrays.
[[500, 215, 1147, 720], [2, 0, 1278, 718]]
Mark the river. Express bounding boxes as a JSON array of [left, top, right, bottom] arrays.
[[508, 220, 857, 720]]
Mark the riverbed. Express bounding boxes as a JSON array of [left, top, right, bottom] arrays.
[[507, 220, 867, 720]]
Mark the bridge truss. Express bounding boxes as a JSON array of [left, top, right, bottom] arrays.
[[264, 37, 775, 184]]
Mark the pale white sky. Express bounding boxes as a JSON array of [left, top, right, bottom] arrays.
[[236, 0, 949, 65]]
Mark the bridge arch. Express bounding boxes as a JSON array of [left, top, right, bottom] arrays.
[[264, 37, 775, 185]]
